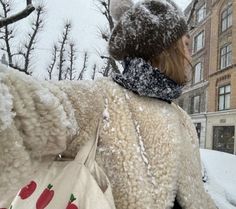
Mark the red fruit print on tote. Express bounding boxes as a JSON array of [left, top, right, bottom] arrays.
[[0, 206, 12, 209], [66, 194, 78, 209], [19, 181, 37, 199], [36, 184, 54, 209]]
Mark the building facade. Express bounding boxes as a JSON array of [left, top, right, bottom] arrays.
[[206, 0, 236, 154], [176, 0, 236, 154]]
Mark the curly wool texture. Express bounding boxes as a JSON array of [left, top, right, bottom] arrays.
[[96, 80, 180, 208], [3, 71, 78, 157], [0, 76, 15, 131], [95, 80, 216, 209], [0, 68, 216, 209], [174, 107, 218, 209], [0, 68, 79, 206]]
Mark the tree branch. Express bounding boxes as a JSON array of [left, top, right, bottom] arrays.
[[98, 0, 114, 30], [58, 22, 71, 81], [91, 64, 97, 80], [95, 0, 119, 76], [0, 0, 14, 66], [78, 52, 88, 80], [101, 55, 120, 75], [0, 0, 35, 28], [68, 42, 76, 80], [23, 5, 44, 73], [47, 44, 57, 80]]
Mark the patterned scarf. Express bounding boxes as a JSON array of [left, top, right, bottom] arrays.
[[112, 57, 183, 104]]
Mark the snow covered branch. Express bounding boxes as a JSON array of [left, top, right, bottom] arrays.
[[47, 44, 58, 80], [20, 5, 45, 74], [91, 64, 97, 80], [77, 51, 88, 80], [58, 22, 71, 81], [0, 2, 45, 75], [67, 42, 76, 80], [95, 0, 119, 76], [96, 0, 114, 31], [101, 55, 120, 76], [0, 0, 35, 28]]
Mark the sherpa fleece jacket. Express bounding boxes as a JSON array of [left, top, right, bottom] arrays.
[[0, 66, 217, 209]]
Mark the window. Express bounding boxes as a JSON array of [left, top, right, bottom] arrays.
[[194, 123, 201, 143], [218, 85, 231, 111], [196, 4, 206, 24], [221, 3, 232, 32], [220, 44, 232, 70], [193, 62, 203, 84], [193, 31, 204, 53], [213, 126, 234, 154], [191, 95, 200, 114]]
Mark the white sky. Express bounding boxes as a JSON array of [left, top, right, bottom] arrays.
[[4, 0, 192, 78]]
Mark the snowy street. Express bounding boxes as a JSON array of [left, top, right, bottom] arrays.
[[201, 149, 236, 209]]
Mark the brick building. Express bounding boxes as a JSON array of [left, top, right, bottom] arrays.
[[175, 0, 236, 154]]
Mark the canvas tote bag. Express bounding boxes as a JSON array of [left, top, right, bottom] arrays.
[[7, 122, 116, 209]]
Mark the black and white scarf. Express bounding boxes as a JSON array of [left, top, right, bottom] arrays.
[[112, 57, 183, 104]]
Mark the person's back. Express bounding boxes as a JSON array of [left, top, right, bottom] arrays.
[[93, 75, 215, 209]]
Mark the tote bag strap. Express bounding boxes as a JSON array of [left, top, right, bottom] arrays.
[[74, 119, 101, 166]]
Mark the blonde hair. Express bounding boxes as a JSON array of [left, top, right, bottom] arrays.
[[151, 38, 192, 85]]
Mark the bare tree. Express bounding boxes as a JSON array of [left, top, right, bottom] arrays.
[[46, 22, 81, 81], [96, 0, 114, 31], [47, 44, 57, 80], [78, 51, 88, 80], [17, 5, 45, 74], [97, 26, 110, 42], [0, 0, 35, 28], [67, 41, 76, 80], [0, 0, 16, 67], [95, 0, 120, 76], [58, 22, 71, 81], [0, 2, 45, 74], [101, 55, 119, 74], [91, 64, 97, 80]]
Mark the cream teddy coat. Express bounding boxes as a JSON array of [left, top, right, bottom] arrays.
[[0, 66, 216, 209]]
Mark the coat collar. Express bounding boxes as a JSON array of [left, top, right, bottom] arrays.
[[112, 57, 183, 104]]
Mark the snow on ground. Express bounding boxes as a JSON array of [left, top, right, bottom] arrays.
[[200, 149, 236, 209]]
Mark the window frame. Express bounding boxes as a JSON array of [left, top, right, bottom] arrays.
[[220, 43, 232, 70], [218, 84, 231, 111], [196, 3, 206, 24], [193, 30, 205, 54], [221, 3, 233, 32], [193, 62, 203, 84], [191, 95, 201, 114], [194, 123, 201, 143]]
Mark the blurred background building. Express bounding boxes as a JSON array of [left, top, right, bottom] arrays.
[[175, 0, 236, 155]]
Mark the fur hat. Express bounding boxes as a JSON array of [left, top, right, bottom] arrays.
[[108, 0, 188, 61]]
